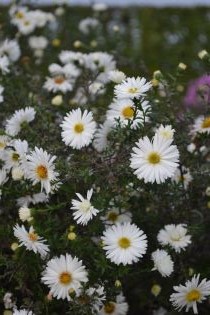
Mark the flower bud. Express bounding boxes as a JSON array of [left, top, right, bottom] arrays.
[[52, 95, 63, 106]]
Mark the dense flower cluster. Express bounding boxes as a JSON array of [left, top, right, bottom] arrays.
[[0, 2, 210, 315]]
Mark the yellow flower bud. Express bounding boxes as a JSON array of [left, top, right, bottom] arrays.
[[51, 95, 63, 106], [198, 50, 209, 60], [151, 284, 162, 297], [52, 38, 61, 47], [11, 242, 19, 251], [115, 280, 122, 287], [73, 40, 82, 49], [178, 62, 187, 70], [68, 232, 76, 240]]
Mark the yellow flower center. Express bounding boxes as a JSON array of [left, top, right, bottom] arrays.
[[107, 212, 118, 222], [147, 152, 161, 164], [104, 302, 116, 314], [186, 289, 201, 302], [202, 117, 210, 129], [118, 237, 131, 249], [0, 142, 6, 149], [59, 272, 72, 285], [170, 234, 181, 242], [15, 11, 24, 19], [74, 123, 84, 134], [54, 75, 65, 85], [122, 106, 134, 119], [28, 232, 38, 242], [24, 20, 30, 26], [36, 165, 48, 179], [12, 152, 20, 161], [128, 87, 138, 94]]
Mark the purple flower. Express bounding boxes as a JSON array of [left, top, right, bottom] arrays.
[[184, 75, 210, 107]]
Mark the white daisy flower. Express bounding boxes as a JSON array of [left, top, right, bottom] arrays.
[[100, 208, 132, 226], [102, 222, 147, 265], [93, 120, 113, 152], [0, 135, 10, 151], [0, 85, 4, 103], [3, 139, 28, 171], [192, 115, 210, 135], [13, 309, 34, 315], [107, 99, 150, 129], [79, 17, 99, 34], [13, 224, 49, 258], [71, 188, 99, 225], [108, 70, 126, 84], [0, 169, 8, 186], [59, 50, 84, 66], [19, 206, 32, 222], [114, 77, 152, 100], [130, 133, 179, 184], [0, 39, 21, 62], [0, 55, 10, 74], [157, 224, 191, 253], [44, 76, 73, 93], [61, 108, 96, 149], [41, 253, 88, 300], [5, 107, 36, 136], [99, 293, 129, 315], [173, 167, 192, 189], [151, 249, 174, 277], [155, 125, 175, 140], [83, 52, 116, 83], [76, 284, 106, 314], [28, 36, 48, 50], [24, 147, 59, 194], [170, 274, 210, 314]]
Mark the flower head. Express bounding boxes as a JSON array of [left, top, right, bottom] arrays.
[[61, 108, 96, 149], [41, 253, 88, 300], [170, 274, 210, 314], [130, 133, 179, 184], [157, 224, 191, 253], [13, 224, 49, 258], [102, 222, 147, 265], [71, 189, 99, 225]]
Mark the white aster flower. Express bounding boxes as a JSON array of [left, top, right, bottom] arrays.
[[71, 188, 99, 225], [157, 224, 191, 253], [0, 55, 10, 74], [170, 274, 210, 314], [59, 50, 84, 66], [0, 39, 21, 62], [61, 108, 96, 149], [0, 85, 4, 103], [0, 169, 8, 186], [13, 224, 49, 258], [12, 166, 24, 180], [3, 292, 15, 309], [24, 147, 59, 194], [99, 293, 129, 315], [0, 135, 10, 151], [155, 125, 175, 140], [151, 249, 174, 277], [5, 107, 36, 136], [93, 120, 113, 152], [114, 77, 152, 100], [102, 222, 147, 265], [13, 309, 34, 315], [19, 206, 32, 222], [41, 253, 88, 300], [100, 208, 132, 226], [107, 99, 150, 129], [130, 133, 179, 184], [108, 70, 126, 84], [79, 17, 99, 34], [192, 115, 210, 135], [173, 167, 192, 189], [28, 36, 48, 50], [44, 76, 73, 93]]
